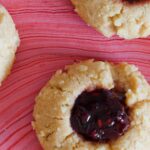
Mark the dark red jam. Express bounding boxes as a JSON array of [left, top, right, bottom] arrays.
[[123, 0, 150, 4], [70, 89, 130, 142]]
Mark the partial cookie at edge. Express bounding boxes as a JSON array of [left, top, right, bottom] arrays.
[[0, 4, 20, 85], [71, 0, 150, 39]]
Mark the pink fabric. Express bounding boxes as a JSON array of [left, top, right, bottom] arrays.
[[0, 0, 150, 149]]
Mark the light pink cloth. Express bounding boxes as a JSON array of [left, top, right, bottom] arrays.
[[0, 0, 150, 149]]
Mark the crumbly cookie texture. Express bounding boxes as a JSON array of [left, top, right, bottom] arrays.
[[33, 60, 150, 150], [71, 0, 150, 39], [0, 4, 20, 85]]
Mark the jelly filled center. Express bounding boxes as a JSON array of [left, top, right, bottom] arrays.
[[123, 0, 150, 4], [70, 89, 130, 142]]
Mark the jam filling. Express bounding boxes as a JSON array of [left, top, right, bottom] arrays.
[[123, 0, 150, 4], [70, 89, 130, 142]]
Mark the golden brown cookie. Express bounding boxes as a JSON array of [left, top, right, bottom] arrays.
[[33, 60, 150, 150], [71, 0, 150, 39], [0, 4, 20, 85]]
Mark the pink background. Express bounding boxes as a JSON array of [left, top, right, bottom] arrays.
[[0, 0, 150, 149]]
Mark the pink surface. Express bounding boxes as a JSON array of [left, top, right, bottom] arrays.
[[0, 0, 150, 149]]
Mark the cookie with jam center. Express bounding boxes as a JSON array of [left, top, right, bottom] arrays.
[[71, 0, 150, 39], [33, 59, 150, 150]]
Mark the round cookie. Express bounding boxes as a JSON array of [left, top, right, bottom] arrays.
[[33, 60, 150, 150], [71, 0, 150, 39], [0, 4, 20, 85]]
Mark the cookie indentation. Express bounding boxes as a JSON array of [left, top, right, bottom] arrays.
[[70, 89, 130, 142]]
